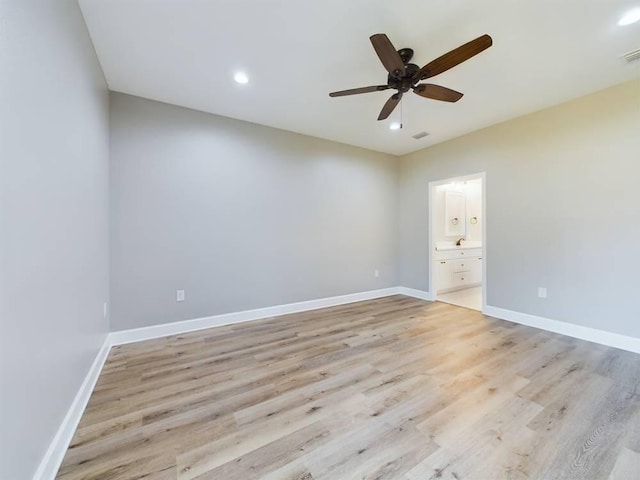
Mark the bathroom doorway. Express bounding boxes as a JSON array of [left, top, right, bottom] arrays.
[[429, 173, 486, 312]]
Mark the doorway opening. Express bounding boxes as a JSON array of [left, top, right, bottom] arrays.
[[429, 173, 486, 312]]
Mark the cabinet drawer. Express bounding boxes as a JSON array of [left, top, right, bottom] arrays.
[[451, 258, 471, 272], [435, 248, 482, 260], [452, 271, 472, 286]]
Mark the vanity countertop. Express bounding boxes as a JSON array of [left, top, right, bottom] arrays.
[[436, 241, 482, 251]]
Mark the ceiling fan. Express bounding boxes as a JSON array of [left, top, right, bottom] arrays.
[[329, 33, 493, 121]]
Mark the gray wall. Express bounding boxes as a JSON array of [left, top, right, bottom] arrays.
[[399, 79, 640, 338], [109, 93, 398, 330], [0, 1, 110, 478]]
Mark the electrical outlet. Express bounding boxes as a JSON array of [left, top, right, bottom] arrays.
[[103, 302, 108, 319], [176, 290, 185, 302], [374, 269, 380, 278], [538, 287, 547, 299]]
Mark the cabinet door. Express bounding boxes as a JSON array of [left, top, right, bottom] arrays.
[[436, 260, 453, 292], [468, 257, 483, 284]]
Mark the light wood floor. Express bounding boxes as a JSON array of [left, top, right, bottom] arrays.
[[57, 296, 640, 480]]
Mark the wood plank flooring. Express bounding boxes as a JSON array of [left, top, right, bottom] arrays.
[[56, 296, 640, 480]]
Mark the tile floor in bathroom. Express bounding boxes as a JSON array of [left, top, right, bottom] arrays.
[[437, 285, 482, 311]]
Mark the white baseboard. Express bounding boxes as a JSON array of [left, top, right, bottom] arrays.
[[484, 305, 640, 354], [397, 286, 435, 301], [33, 336, 112, 480], [109, 287, 402, 346]]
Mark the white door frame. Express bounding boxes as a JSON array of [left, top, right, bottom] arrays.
[[428, 172, 487, 312]]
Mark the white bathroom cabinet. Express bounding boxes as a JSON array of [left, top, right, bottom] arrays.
[[434, 248, 482, 293]]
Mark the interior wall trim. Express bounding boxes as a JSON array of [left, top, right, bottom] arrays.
[[484, 305, 640, 354], [109, 287, 402, 346], [33, 337, 112, 480]]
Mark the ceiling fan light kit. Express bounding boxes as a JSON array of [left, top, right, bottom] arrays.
[[329, 33, 493, 121]]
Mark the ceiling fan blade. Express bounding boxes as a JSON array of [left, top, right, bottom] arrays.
[[413, 84, 463, 102], [329, 85, 389, 97], [378, 93, 401, 121], [370, 34, 405, 76], [415, 34, 493, 80]]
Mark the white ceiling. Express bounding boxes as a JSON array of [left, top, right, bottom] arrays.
[[79, 0, 640, 156]]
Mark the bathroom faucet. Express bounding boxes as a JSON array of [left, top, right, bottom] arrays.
[[456, 238, 465, 246]]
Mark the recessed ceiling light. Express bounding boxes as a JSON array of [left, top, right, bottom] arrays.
[[618, 7, 640, 26], [389, 122, 401, 130], [233, 71, 249, 84]]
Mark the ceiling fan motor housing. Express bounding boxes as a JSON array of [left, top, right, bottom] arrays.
[[388, 62, 420, 92]]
